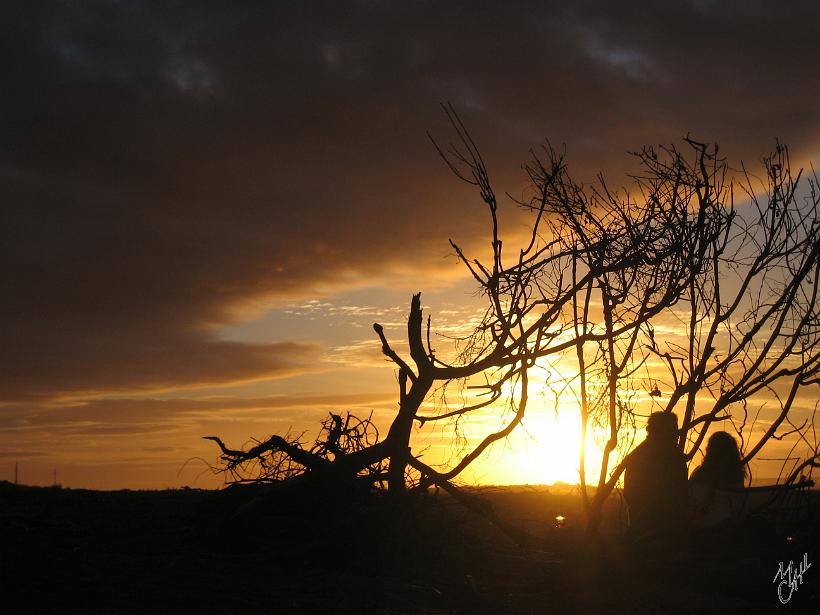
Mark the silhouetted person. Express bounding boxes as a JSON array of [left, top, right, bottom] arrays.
[[690, 431, 747, 489], [690, 431, 748, 528], [623, 412, 688, 546]]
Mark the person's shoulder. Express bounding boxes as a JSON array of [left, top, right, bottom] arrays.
[[626, 440, 649, 465]]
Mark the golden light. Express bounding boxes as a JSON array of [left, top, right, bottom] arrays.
[[416, 361, 622, 487], [455, 400, 609, 486]]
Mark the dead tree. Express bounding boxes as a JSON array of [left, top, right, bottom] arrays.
[[207, 109, 818, 538], [208, 107, 715, 502]]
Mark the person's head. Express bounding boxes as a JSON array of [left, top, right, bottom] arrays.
[[646, 412, 678, 444], [700, 431, 747, 487], [704, 431, 742, 464]]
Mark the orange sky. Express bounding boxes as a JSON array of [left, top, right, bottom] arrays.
[[3, 2, 820, 488]]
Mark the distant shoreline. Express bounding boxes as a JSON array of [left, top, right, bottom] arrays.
[[2, 477, 814, 494]]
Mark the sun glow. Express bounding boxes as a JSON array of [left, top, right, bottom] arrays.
[[455, 402, 609, 487]]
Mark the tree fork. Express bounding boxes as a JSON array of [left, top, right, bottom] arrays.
[[381, 293, 434, 494]]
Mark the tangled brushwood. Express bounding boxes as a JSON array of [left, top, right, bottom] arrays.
[[204, 412, 386, 485]]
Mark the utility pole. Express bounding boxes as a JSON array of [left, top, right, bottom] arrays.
[[53, 468, 57, 487], [14, 462, 18, 485]]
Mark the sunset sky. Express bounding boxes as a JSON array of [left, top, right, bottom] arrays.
[[3, 1, 820, 489]]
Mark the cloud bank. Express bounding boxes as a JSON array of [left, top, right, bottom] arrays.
[[3, 1, 820, 400]]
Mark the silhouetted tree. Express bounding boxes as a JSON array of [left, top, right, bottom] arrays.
[[564, 140, 820, 531], [207, 107, 820, 537]]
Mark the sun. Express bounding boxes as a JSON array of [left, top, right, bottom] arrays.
[[458, 404, 604, 486]]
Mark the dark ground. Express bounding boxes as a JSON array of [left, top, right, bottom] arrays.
[[0, 480, 817, 614]]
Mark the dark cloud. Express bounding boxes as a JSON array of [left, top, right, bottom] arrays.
[[2, 1, 820, 400], [0, 335, 323, 400]]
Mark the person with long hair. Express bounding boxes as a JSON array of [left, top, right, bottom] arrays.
[[690, 431, 748, 489], [689, 431, 749, 528]]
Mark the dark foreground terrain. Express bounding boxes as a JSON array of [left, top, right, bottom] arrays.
[[0, 480, 817, 614]]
